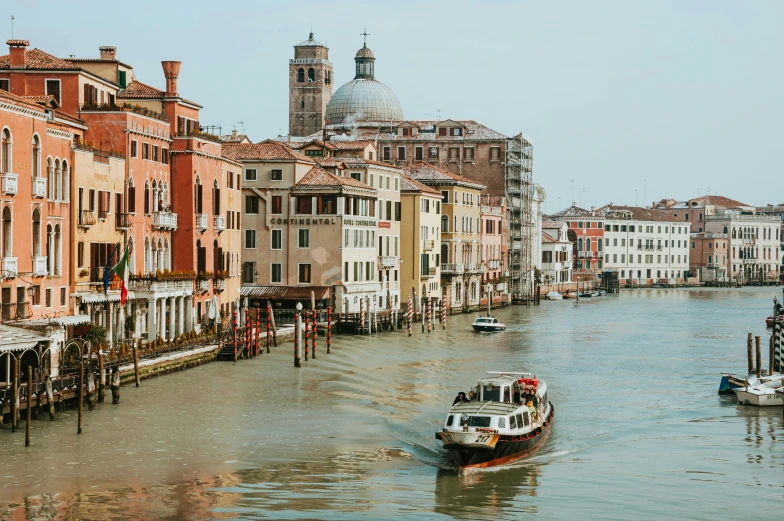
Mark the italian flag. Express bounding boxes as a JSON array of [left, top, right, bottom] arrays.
[[112, 242, 132, 305]]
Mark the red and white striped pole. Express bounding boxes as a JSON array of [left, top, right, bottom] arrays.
[[442, 288, 447, 330], [255, 307, 260, 356], [304, 308, 309, 362], [266, 303, 271, 353], [294, 312, 301, 367], [326, 306, 332, 354], [407, 294, 412, 337], [427, 297, 432, 333], [359, 298, 365, 335], [232, 309, 238, 362], [244, 306, 250, 358], [311, 309, 317, 359]]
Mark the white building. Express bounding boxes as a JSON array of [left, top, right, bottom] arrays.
[[704, 210, 781, 283], [599, 206, 691, 284], [541, 221, 573, 284]]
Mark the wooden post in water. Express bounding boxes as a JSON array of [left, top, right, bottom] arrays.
[[747, 332, 753, 374], [427, 296, 431, 333], [25, 367, 32, 447], [311, 309, 317, 359], [755, 336, 762, 378], [45, 376, 55, 420], [132, 340, 140, 387], [265, 304, 271, 353], [268, 301, 278, 347], [303, 308, 309, 362], [442, 288, 447, 330], [98, 350, 105, 403], [327, 306, 332, 354], [294, 312, 301, 368], [255, 307, 260, 356], [10, 357, 17, 432], [770, 335, 774, 376], [407, 294, 412, 337], [359, 298, 365, 335], [244, 306, 250, 359], [77, 359, 84, 434], [232, 308, 238, 362]]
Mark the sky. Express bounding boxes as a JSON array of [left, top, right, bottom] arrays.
[[3, 1, 783, 211]]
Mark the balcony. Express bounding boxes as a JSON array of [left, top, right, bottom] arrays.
[[1, 173, 18, 195], [213, 278, 226, 292], [78, 210, 97, 228], [424, 239, 435, 251], [441, 263, 464, 274], [115, 212, 132, 229], [378, 256, 396, 268], [213, 215, 225, 233], [1, 302, 31, 322], [32, 177, 47, 198], [422, 266, 437, 278], [706, 262, 721, 268], [742, 238, 754, 245], [196, 213, 208, 231], [32, 256, 47, 276], [743, 258, 757, 264], [198, 279, 210, 293], [495, 282, 507, 292], [152, 211, 178, 230], [465, 263, 478, 273], [128, 276, 195, 294], [578, 251, 596, 258], [2, 257, 17, 275]]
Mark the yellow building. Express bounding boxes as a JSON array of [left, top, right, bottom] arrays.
[[399, 175, 442, 306], [404, 163, 485, 311]]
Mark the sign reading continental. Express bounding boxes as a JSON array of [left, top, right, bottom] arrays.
[[268, 217, 377, 227]]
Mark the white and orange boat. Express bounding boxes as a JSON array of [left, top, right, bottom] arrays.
[[436, 371, 553, 469]]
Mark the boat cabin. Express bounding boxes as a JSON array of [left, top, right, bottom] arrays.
[[473, 317, 500, 325]]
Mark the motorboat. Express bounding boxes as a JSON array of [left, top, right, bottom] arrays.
[[545, 291, 562, 300], [595, 290, 607, 296], [765, 314, 783, 327], [562, 293, 576, 300], [734, 374, 784, 406], [471, 316, 506, 332], [718, 371, 767, 395], [436, 371, 554, 469], [578, 291, 593, 298]]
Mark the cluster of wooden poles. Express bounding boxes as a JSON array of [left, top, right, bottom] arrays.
[[746, 332, 779, 377], [405, 289, 448, 336], [293, 305, 332, 367], [230, 303, 280, 361]]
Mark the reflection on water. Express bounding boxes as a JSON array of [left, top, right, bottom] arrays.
[[1, 287, 783, 520]]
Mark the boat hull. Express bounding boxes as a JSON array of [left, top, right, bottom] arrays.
[[735, 389, 783, 406], [472, 325, 506, 332], [439, 403, 554, 469]]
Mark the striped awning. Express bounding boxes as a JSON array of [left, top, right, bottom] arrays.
[[0, 325, 49, 353], [240, 286, 330, 300]]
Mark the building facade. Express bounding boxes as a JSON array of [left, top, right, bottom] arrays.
[[480, 196, 509, 298], [289, 34, 333, 138], [703, 210, 780, 283], [540, 221, 573, 285], [548, 205, 605, 281], [399, 175, 442, 304], [689, 232, 728, 282]]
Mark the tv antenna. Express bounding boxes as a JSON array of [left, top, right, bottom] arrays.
[[11, 16, 14, 39]]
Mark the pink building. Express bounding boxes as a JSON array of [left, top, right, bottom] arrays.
[[480, 195, 508, 297]]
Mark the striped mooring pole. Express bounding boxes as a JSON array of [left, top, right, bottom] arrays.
[[427, 297, 432, 333], [244, 306, 250, 358], [266, 303, 271, 353], [442, 288, 447, 330], [232, 309, 238, 362], [304, 308, 309, 362], [255, 307, 260, 356], [407, 294, 412, 337], [359, 298, 365, 335], [294, 312, 301, 367], [326, 306, 332, 354], [311, 309, 317, 359]]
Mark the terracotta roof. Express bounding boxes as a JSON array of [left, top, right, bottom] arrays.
[[400, 175, 441, 195], [221, 140, 312, 162], [542, 220, 566, 229], [118, 80, 164, 99], [0, 88, 45, 112], [329, 139, 376, 150], [289, 138, 337, 151], [0, 48, 80, 70], [22, 94, 60, 108], [296, 166, 374, 190], [541, 231, 558, 243], [549, 205, 595, 218], [301, 120, 509, 143], [599, 205, 687, 223], [314, 158, 347, 168], [404, 162, 486, 189], [689, 195, 750, 208]]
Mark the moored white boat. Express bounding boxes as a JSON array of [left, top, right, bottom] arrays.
[[436, 371, 553, 469], [545, 291, 562, 300], [733, 374, 784, 406], [471, 316, 506, 332]]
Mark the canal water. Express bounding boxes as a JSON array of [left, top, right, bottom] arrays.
[[1, 287, 782, 520]]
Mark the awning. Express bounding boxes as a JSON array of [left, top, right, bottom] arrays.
[[0, 325, 49, 353], [75, 291, 136, 304], [240, 286, 331, 300], [54, 315, 91, 326]]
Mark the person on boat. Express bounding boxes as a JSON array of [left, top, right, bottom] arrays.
[[467, 390, 476, 402], [452, 392, 467, 406], [527, 400, 537, 421]]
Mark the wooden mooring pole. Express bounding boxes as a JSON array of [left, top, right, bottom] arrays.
[[755, 336, 762, 378], [98, 350, 106, 402], [25, 367, 32, 447], [244, 306, 250, 359], [10, 357, 17, 432], [442, 288, 447, 330], [770, 335, 774, 376], [407, 294, 412, 337], [747, 333, 753, 374], [327, 306, 332, 354], [132, 340, 140, 387], [294, 312, 301, 368], [255, 307, 261, 356], [311, 309, 317, 359], [77, 360, 84, 434]]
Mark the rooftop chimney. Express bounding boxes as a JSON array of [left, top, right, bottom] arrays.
[[99, 46, 117, 60], [161, 61, 181, 97], [7, 40, 29, 69]]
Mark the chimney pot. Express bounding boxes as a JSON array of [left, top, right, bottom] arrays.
[[161, 61, 182, 96], [7, 39, 29, 69], [99, 46, 117, 60]]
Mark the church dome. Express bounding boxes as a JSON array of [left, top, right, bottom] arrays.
[[325, 44, 403, 124]]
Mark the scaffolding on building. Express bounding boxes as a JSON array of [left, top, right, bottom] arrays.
[[505, 133, 535, 302]]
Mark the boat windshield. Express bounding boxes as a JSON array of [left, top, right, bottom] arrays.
[[466, 416, 491, 427], [476, 318, 491, 323], [482, 385, 501, 401]]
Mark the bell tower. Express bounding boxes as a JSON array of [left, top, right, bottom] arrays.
[[289, 33, 333, 138]]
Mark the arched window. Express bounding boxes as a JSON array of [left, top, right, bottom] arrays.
[[441, 215, 448, 232], [0, 128, 11, 174], [161, 181, 168, 210], [53, 158, 61, 200], [31, 135, 41, 178], [46, 158, 53, 199], [586, 237, 592, 251], [144, 181, 150, 214], [144, 237, 151, 274], [708, 255, 712, 264], [32, 209, 42, 258], [732, 228, 736, 239], [723, 226, 728, 234], [297, 68, 304, 83], [163, 238, 170, 270], [45, 223, 52, 275], [195, 176, 203, 214], [151, 180, 158, 212], [578, 237, 583, 251], [2, 206, 12, 257], [157, 239, 164, 271], [151, 240, 158, 272], [54, 224, 61, 276], [61, 160, 69, 201], [308, 68, 315, 82]]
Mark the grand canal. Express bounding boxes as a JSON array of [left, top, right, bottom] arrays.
[[1, 287, 782, 520]]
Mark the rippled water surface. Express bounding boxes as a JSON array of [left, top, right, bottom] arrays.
[[1, 287, 783, 520]]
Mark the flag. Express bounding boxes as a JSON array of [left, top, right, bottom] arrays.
[[103, 243, 119, 296], [111, 242, 132, 305]]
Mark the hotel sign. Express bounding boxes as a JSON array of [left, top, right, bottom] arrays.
[[378, 221, 391, 229], [271, 218, 338, 225], [343, 219, 377, 227]]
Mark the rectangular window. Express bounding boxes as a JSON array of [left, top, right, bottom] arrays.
[[131, 140, 138, 158], [142, 142, 149, 160], [32, 285, 41, 306], [397, 146, 406, 161], [161, 148, 168, 164], [245, 229, 256, 249], [245, 168, 257, 181], [415, 146, 423, 161], [77, 241, 84, 267], [45, 80, 61, 104], [0, 79, 9, 92], [296, 196, 312, 214], [298, 229, 309, 248], [464, 147, 474, 160], [441, 190, 449, 203], [60, 287, 66, 306], [270, 169, 283, 181], [271, 263, 282, 283], [298, 264, 311, 283], [152, 145, 159, 162], [271, 229, 282, 250], [490, 147, 500, 160], [271, 195, 282, 214], [45, 288, 52, 308], [245, 195, 259, 214], [383, 147, 391, 161]]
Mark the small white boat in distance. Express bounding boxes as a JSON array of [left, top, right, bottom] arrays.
[[734, 374, 784, 406], [472, 316, 506, 332], [545, 291, 562, 300]]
